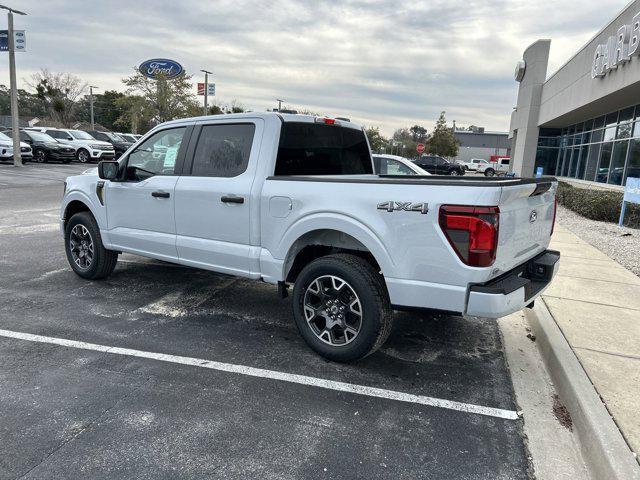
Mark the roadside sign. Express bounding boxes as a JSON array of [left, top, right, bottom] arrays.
[[619, 177, 640, 226], [197, 83, 216, 96], [536, 166, 544, 177], [0, 30, 26, 52], [416, 143, 425, 154]]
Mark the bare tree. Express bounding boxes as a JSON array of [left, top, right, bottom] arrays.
[[27, 69, 87, 127]]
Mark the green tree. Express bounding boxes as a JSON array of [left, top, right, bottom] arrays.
[[409, 125, 428, 143], [365, 126, 389, 153], [114, 95, 154, 134], [427, 111, 459, 158], [121, 68, 199, 124], [391, 128, 419, 158]]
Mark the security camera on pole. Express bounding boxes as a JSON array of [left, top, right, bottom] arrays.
[[0, 4, 27, 167]]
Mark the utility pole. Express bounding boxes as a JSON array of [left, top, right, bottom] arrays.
[[277, 99, 283, 112], [89, 85, 98, 130], [200, 69, 212, 115], [1, 4, 26, 167]]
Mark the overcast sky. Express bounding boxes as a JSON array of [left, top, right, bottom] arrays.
[[0, 0, 627, 135]]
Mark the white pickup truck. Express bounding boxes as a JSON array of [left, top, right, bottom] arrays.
[[60, 113, 559, 362]]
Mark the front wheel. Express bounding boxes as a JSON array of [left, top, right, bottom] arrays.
[[64, 212, 118, 279], [292, 254, 393, 362], [34, 149, 47, 163], [77, 149, 90, 163], [450, 169, 460, 176]]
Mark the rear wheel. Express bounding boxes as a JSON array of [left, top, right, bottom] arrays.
[[450, 169, 461, 176], [64, 212, 118, 279], [292, 254, 393, 362], [484, 168, 495, 177]]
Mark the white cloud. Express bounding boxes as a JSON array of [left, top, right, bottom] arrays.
[[1, 0, 626, 136]]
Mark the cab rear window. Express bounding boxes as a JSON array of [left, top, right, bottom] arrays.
[[274, 122, 372, 176]]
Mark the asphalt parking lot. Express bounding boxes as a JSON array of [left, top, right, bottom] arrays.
[[0, 163, 530, 480]]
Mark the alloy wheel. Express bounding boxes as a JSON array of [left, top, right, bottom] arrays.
[[303, 275, 363, 346], [69, 224, 94, 270], [78, 150, 89, 163]]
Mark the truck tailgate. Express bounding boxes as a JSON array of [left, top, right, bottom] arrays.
[[493, 181, 556, 275]]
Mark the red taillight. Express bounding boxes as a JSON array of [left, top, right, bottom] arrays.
[[551, 197, 557, 236], [439, 205, 499, 267]]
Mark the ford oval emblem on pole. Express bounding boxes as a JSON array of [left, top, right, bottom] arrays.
[[138, 59, 184, 80], [529, 210, 538, 223]]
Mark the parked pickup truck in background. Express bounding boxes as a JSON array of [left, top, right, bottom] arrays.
[[60, 113, 560, 362]]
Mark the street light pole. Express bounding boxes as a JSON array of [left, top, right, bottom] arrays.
[[89, 85, 98, 130], [1, 4, 26, 167], [200, 69, 212, 116], [277, 99, 283, 112]]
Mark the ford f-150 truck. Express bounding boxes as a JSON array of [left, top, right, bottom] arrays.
[[60, 112, 559, 362]]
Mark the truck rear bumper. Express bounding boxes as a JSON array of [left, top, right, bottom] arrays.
[[465, 249, 560, 318]]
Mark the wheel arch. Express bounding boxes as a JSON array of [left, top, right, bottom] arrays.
[[61, 192, 102, 230], [280, 219, 394, 283]]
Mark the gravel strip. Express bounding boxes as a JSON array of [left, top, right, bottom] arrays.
[[556, 205, 640, 277]]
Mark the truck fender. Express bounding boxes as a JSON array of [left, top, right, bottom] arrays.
[[60, 190, 105, 232], [277, 212, 395, 280]]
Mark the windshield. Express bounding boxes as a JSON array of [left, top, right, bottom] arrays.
[[70, 130, 95, 140], [275, 122, 372, 176], [121, 134, 136, 142], [0, 132, 10, 141], [28, 131, 57, 142], [107, 132, 127, 142]]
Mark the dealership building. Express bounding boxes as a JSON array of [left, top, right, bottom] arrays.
[[509, 0, 640, 187]]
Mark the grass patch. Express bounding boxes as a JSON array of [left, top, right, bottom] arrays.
[[556, 181, 640, 228]]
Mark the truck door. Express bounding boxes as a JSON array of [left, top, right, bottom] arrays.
[[105, 126, 189, 260], [174, 120, 263, 277]]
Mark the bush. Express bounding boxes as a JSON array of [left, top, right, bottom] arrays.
[[556, 181, 640, 228]]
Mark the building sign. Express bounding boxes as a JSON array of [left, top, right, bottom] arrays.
[[592, 12, 640, 78], [619, 177, 640, 225], [197, 83, 216, 96], [138, 59, 184, 79], [0, 30, 26, 52]]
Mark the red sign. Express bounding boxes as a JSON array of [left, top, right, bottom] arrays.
[[416, 143, 425, 154], [197, 83, 205, 95]]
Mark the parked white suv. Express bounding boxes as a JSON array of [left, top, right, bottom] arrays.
[[0, 131, 33, 161], [60, 113, 559, 362], [28, 128, 115, 163]]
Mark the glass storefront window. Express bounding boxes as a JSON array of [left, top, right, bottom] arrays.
[[604, 125, 617, 141], [577, 145, 589, 179], [594, 116, 606, 129], [591, 128, 604, 143], [596, 142, 613, 183], [609, 141, 629, 185], [584, 143, 601, 181], [632, 121, 640, 138], [626, 139, 640, 184], [617, 122, 632, 139], [605, 112, 618, 127], [584, 119, 594, 131], [569, 147, 580, 177], [534, 148, 559, 176], [619, 107, 634, 122]]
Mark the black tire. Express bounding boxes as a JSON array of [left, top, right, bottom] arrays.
[[292, 254, 393, 362], [64, 212, 118, 280], [77, 148, 90, 163], [484, 168, 495, 177], [449, 168, 460, 176], [34, 149, 47, 163]]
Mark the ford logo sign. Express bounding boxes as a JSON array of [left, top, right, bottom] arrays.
[[138, 59, 184, 80]]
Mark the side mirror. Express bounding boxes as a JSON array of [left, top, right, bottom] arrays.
[[98, 161, 119, 180], [66, 136, 74, 141]]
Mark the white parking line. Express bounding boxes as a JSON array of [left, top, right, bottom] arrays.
[[0, 328, 519, 420], [0, 223, 58, 235]]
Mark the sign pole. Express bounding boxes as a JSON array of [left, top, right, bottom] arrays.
[[618, 201, 627, 226], [7, 9, 21, 166], [200, 69, 212, 116]]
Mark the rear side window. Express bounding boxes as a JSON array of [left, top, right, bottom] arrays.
[[275, 122, 372, 175], [191, 123, 255, 177]]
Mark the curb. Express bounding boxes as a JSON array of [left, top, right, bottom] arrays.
[[526, 299, 640, 480]]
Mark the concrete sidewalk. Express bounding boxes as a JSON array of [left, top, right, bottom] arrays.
[[544, 223, 640, 458]]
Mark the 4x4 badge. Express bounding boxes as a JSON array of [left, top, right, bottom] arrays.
[[377, 201, 429, 214]]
